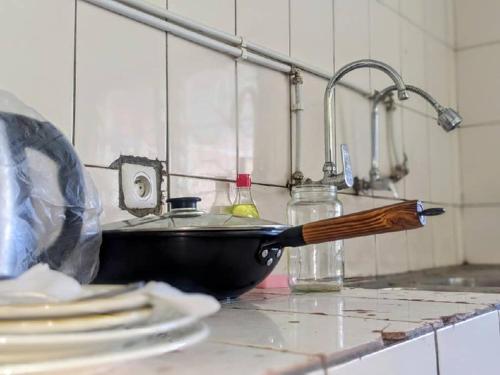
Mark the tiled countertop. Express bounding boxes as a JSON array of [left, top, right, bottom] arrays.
[[67, 288, 500, 375]]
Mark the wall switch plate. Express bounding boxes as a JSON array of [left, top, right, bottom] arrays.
[[110, 156, 165, 217]]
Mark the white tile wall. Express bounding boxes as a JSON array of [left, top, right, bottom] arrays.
[[400, 1, 424, 28], [168, 0, 235, 34], [341, 194, 376, 278], [454, 206, 465, 264], [407, 220, 434, 271], [431, 206, 459, 267], [463, 206, 500, 264], [375, 230, 409, 275], [168, 37, 237, 179], [333, 0, 371, 91], [377, 0, 399, 13], [423, 0, 455, 47], [4, 0, 461, 277], [436, 311, 500, 375], [296, 73, 326, 183], [457, 44, 500, 126], [374, 199, 409, 275], [252, 185, 290, 224], [402, 109, 430, 202], [428, 118, 455, 205], [169, 175, 221, 212], [424, 36, 455, 109], [374, 102, 405, 199], [460, 125, 500, 204], [456, 1, 500, 264], [167, 0, 237, 181], [400, 20, 426, 114], [455, 0, 500, 49], [237, 62, 290, 185], [290, 0, 334, 72], [335, 87, 372, 183], [450, 131, 461, 205], [370, 2, 401, 90], [0, 0, 75, 139], [329, 332, 437, 375], [75, 1, 167, 166], [236, 0, 289, 55]]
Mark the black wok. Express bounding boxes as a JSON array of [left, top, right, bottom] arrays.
[[94, 199, 441, 299]]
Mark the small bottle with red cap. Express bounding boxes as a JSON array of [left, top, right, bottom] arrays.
[[231, 173, 260, 218]]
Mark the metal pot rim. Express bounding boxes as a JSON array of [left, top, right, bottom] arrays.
[[103, 223, 290, 233]]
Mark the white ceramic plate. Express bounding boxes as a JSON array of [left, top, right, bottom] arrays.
[[0, 298, 196, 348], [0, 291, 150, 319], [0, 307, 152, 334], [0, 322, 209, 374]]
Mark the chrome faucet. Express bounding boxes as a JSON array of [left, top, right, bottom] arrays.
[[303, 59, 409, 189], [354, 84, 462, 196]]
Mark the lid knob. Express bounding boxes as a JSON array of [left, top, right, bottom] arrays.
[[167, 197, 201, 210]]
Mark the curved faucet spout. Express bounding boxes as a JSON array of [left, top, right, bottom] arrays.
[[323, 59, 408, 189], [373, 84, 462, 133], [367, 83, 462, 196]]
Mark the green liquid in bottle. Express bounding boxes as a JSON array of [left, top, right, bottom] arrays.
[[232, 174, 259, 218], [231, 204, 260, 218]]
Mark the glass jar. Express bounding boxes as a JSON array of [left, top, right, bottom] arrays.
[[287, 184, 343, 292]]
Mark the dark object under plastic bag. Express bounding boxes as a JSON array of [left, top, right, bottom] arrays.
[[0, 90, 101, 283]]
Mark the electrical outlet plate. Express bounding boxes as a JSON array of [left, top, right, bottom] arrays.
[[110, 156, 165, 217], [122, 163, 158, 209]]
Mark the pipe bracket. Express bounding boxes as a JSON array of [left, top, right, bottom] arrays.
[[237, 46, 248, 61]]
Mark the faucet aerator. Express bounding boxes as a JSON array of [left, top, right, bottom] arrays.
[[398, 90, 410, 100], [438, 108, 462, 132]]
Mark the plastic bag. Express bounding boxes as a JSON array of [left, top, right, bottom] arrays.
[[0, 90, 101, 283]]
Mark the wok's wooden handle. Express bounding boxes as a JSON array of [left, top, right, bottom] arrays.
[[302, 200, 425, 245]]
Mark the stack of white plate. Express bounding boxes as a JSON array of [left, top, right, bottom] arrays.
[[0, 285, 209, 374]]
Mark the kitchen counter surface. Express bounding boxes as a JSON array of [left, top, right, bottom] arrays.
[[64, 287, 500, 375]]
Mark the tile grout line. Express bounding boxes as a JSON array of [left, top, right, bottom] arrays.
[[456, 39, 500, 52], [206, 338, 327, 369], [225, 304, 448, 326], [425, 105, 437, 268], [455, 47, 466, 252], [84, 165, 463, 207], [459, 121, 500, 129], [331, 0, 336, 72], [245, 290, 500, 306], [497, 310, 500, 337], [332, 0, 337, 165], [397, 13, 411, 273], [288, 0, 293, 181], [377, 0, 455, 51], [452, 0, 459, 56], [462, 202, 500, 208], [84, 164, 111, 170], [433, 325, 441, 375], [71, 0, 78, 146], [234, 0, 239, 177], [367, 0, 374, 280], [165, 0, 170, 200]]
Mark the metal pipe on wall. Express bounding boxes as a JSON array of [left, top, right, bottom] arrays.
[[291, 70, 304, 179], [84, 0, 291, 73], [108, 0, 372, 98]]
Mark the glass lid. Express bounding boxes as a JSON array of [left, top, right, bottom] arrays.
[[103, 197, 288, 232]]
